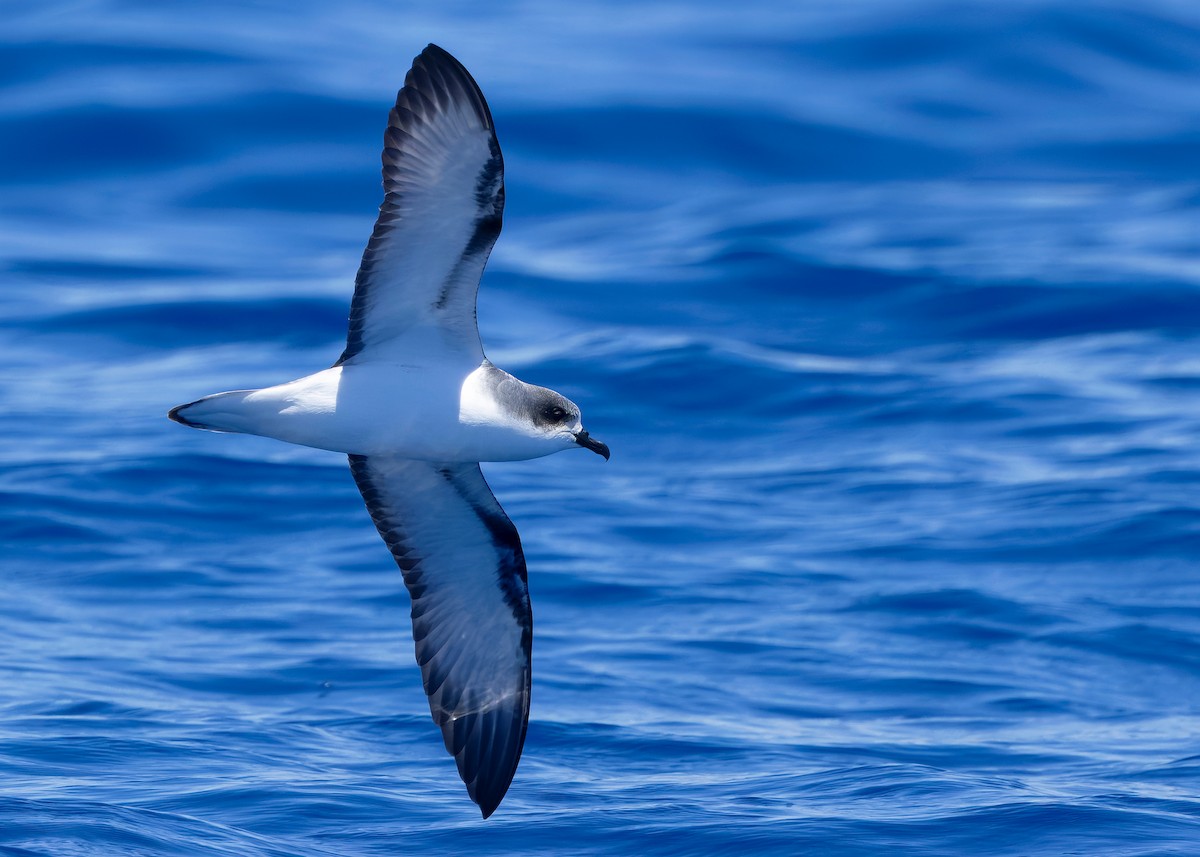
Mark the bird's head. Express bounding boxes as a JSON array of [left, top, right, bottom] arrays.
[[526, 391, 610, 460], [459, 365, 610, 461]]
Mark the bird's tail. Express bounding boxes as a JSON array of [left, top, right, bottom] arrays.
[[168, 390, 261, 434]]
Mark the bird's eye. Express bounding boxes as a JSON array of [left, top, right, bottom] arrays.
[[543, 406, 568, 423]]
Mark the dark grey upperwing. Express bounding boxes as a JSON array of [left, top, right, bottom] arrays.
[[348, 455, 531, 818], [338, 44, 504, 365]]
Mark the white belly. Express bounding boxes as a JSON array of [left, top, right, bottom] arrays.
[[205, 360, 557, 462]]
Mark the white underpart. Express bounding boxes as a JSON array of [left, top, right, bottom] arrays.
[[178, 352, 574, 462]]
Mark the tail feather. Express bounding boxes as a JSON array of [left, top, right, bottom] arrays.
[[168, 390, 258, 434]]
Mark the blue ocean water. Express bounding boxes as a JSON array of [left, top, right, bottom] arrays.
[[3, 0, 1200, 853]]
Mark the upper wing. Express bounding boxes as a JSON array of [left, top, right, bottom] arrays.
[[338, 44, 504, 365], [348, 455, 531, 818]]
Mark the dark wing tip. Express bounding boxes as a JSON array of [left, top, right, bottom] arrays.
[[440, 686, 529, 819], [404, 43, 496, 131], [468, 748, 521, 820], [478, 797, 499, 820], [475, 766, 519, 817]]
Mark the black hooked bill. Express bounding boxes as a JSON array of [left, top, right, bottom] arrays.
[[574, 431, 610, 460]]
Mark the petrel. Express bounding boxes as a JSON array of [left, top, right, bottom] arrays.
[[168, 44, 609, 818]]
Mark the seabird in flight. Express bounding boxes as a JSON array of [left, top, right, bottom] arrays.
[[169, 43, 609, 818]]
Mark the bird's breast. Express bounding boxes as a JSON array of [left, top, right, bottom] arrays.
[[241, 361, 556, 462]]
